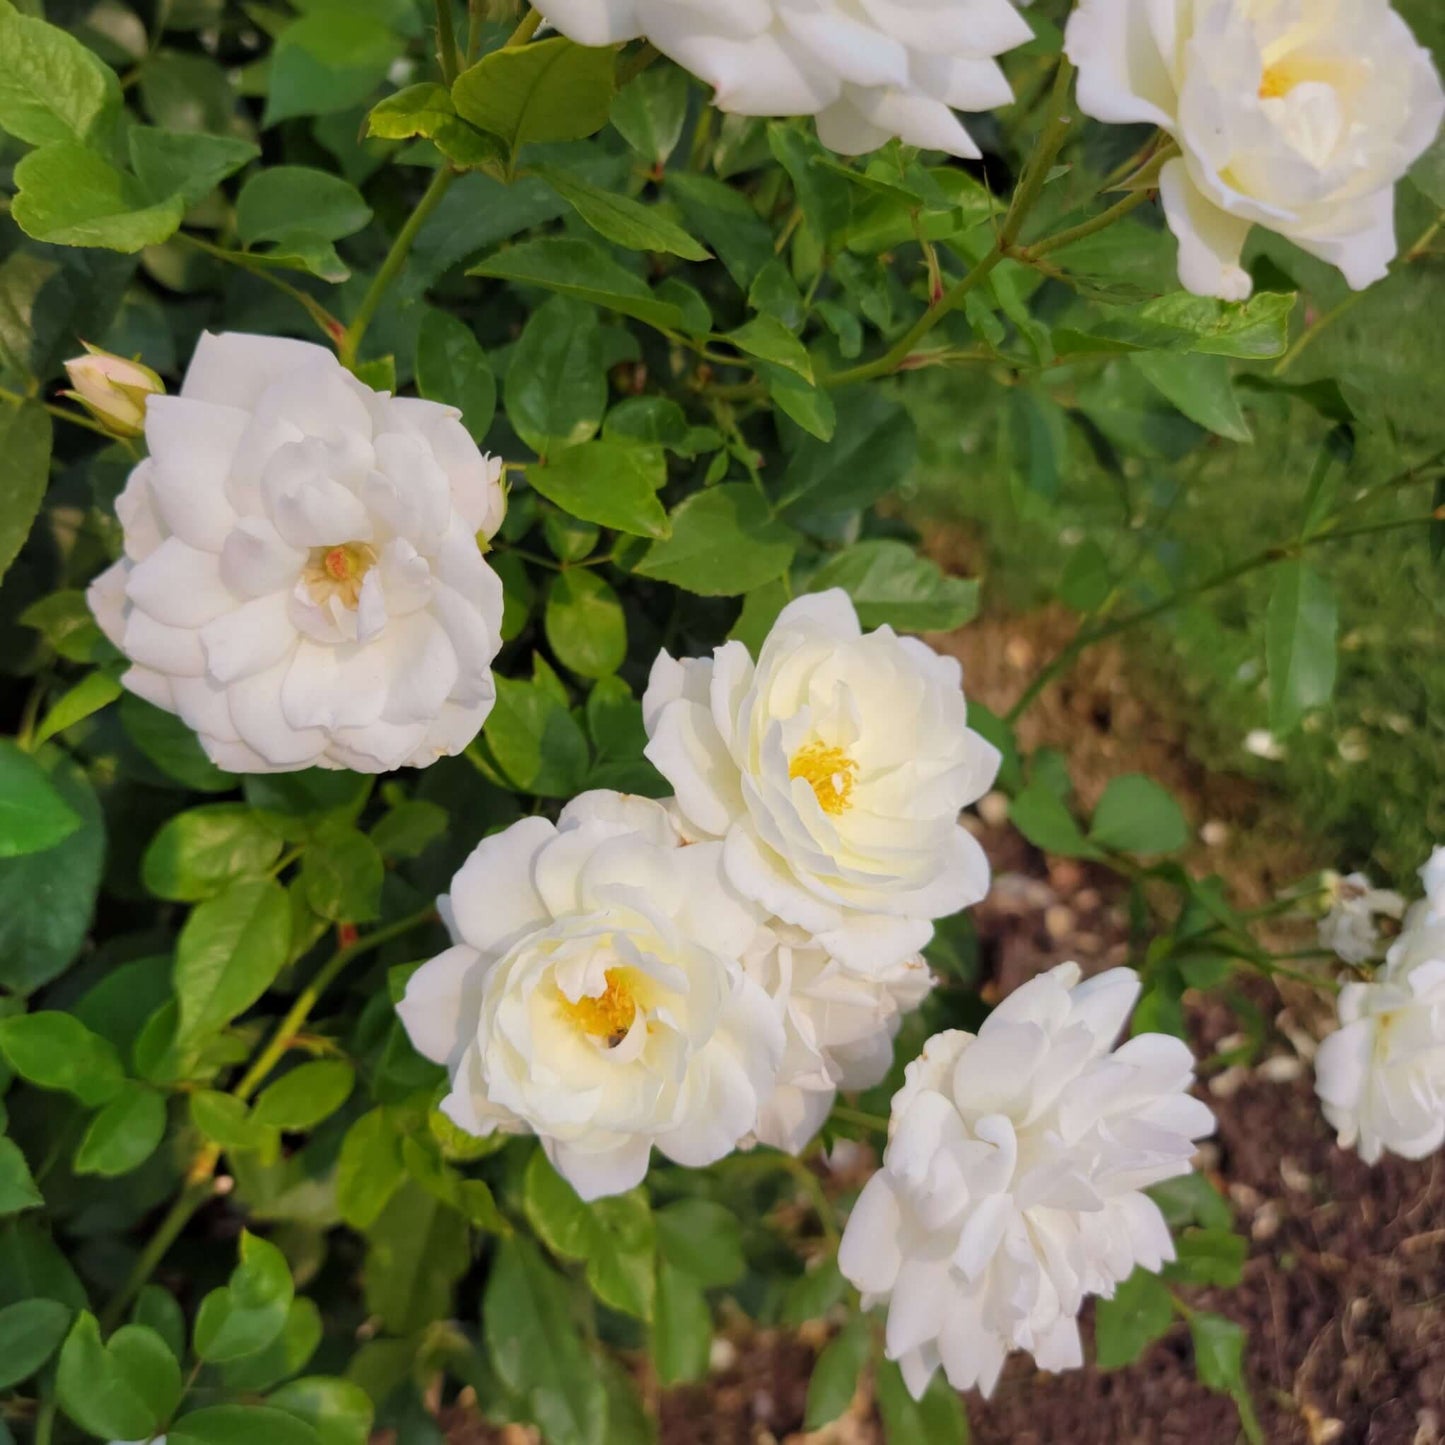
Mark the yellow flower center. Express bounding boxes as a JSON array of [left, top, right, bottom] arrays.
[[789, 741, 858, 816], [304, 541, 377, 609], [559, 969, 638, 1048]]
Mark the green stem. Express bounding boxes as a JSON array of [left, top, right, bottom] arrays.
[[98, 905, 436, 1331], [178, 234, 344, 345], [339, 167, 458, 373], [1018, 187, 1152, 262], [34, 1397, 57, 1445], [776, 1153, 840, 1248], [618, 41, 660, 86], [0, 383, 119, 440], [823, 58, 1077, 390], [506, 6, 541, 45], [1004, 512, 1438, 724], [434, 0, 460, 85], [829, 1105, 889, 1135]]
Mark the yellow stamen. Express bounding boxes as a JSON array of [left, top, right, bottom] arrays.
[[304, 541, 377, 609], [559, 969, 637, 1048], [789, 741, 858, 816]]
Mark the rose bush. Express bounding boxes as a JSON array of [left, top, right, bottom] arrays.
[[0, 0, 1442, 1441]]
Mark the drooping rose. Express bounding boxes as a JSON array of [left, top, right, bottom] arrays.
[[397, 792, 784, 1200], [87, 332, 506, 774], [642, 590, 1000, 973], [1316, 846, 1445, 1164], [535, 0, 1033, 157], [1318, 870, 1406, 966], [838, 963, 1214, 1397], [1066, 0, 1445, 299], [744, 920, 932, 1154]]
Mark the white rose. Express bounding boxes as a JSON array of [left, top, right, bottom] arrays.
[[744, 920, 933, 1154], [396, 791, 784, 1200], [535, 0, 1033, 157], [838, 963, 1214, 1398], [1315, 848, 1445, 1164], [642, 590, 1000, 974], [1065, 0, 1445, 299], [1318, 870, 1407, 966], [87, 332, 506, 774]]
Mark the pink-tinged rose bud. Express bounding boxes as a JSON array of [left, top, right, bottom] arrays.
[[62, 343, 165, 439]]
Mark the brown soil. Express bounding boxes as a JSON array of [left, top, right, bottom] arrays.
[[431, 594, 1444, 1445]]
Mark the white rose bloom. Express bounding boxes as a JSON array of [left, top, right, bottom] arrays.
[[838, 963, 1214, 1398], [87, 332, 506, 774], [396, 792, 784, 1200], [1065, 0, 1445, 300], [1315, 847, 1445, 1164], [1318, 871, 1407, 966], [535, 0, 1033, 158], [744, 921, 933, 1154], [642, 590, 1000, 975]]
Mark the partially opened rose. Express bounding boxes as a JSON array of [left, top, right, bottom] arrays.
[[1066, 0, 1445, 299], [535, 0, 1033, 157], [397, 792, 783, 1200], [88, 332, 506, 774], [643, 590, 1000, 972]]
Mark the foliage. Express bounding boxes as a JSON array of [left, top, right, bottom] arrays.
[[0, 0, 1439, 1440]]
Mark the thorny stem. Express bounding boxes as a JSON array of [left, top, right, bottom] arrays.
[[339, 166, 458, 372], [98, 906, 436, 1331], [1004, 512, 1441, 725]]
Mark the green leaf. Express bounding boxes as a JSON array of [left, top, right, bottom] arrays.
[[875, 1358, 969, 1444], [128, 127, 259, 206], [766, 371, 833, 444], [174, 878, 292, 1046], [12, 144, 185, 251], [1008, 781, 1100, 860], [0, 1139, 42, 1217], [1189, 1311, 1248, 1393], [268, 1377, 374, 1445], [189, 1091, 281, 1159], [529, 441, 669, 538], [0, 404, 51, 587], [370, 798, 448, 860], [1088, 774, 1188, 854], [779, 1260, 848, 1325], [1165, 1228, 1248, 1287], [652, 1258, 711, 1386], [654, 1201, 745, 1287], [523, 1150, 656, 1321], [1129, 352, 1252, 442], [122, 694, 234, 792], [504, 295, 606, 456], [545, 569, 628, 679], [299, 821, 384, 923], [1151, 1173, 1233, 1231], [1266, 561, 1337, 735], [363, 1180, 470, 1335], [452, 36, 615, 152], [415, 308, 496, 443], [1093, 1267, 1175, 1369], [31, 669, 124, 748], [483, 671, 591, 798], [531, 163, 709, 261], [253, 1061, 356, 1132], [0, 746, 105, 991], [222, 1297, 322, 1392], [725, 315, 814, 381], [776, 388, 916, 515], [0, 1012, 123, 1106], [264, 8, 403, 127], [610, 66, 689, 165], [335, 1109, 406, 1230], [637, 485, 798, 596], [0, 1297, 70, 1388], [805, 1318, 869, 1428], [132, 1285, 187, 1363], [0, 8, 119, 146], [0, 739, 80, 858], [194, 1230, 294, 1364], [56, 1314, 182, 1441], [142, 804, 286, 902], [366, 82, 503, 170], [1057, 291, 1297, 360], [665, 172, 774, 288], [470, 236, 684, 333], [74, 1081, 167, 1177], [807, 540, 979, 632], [171, 1404, 322, 1445], [236, 166, 372, 246], [486, 1235, 607, 1445]]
